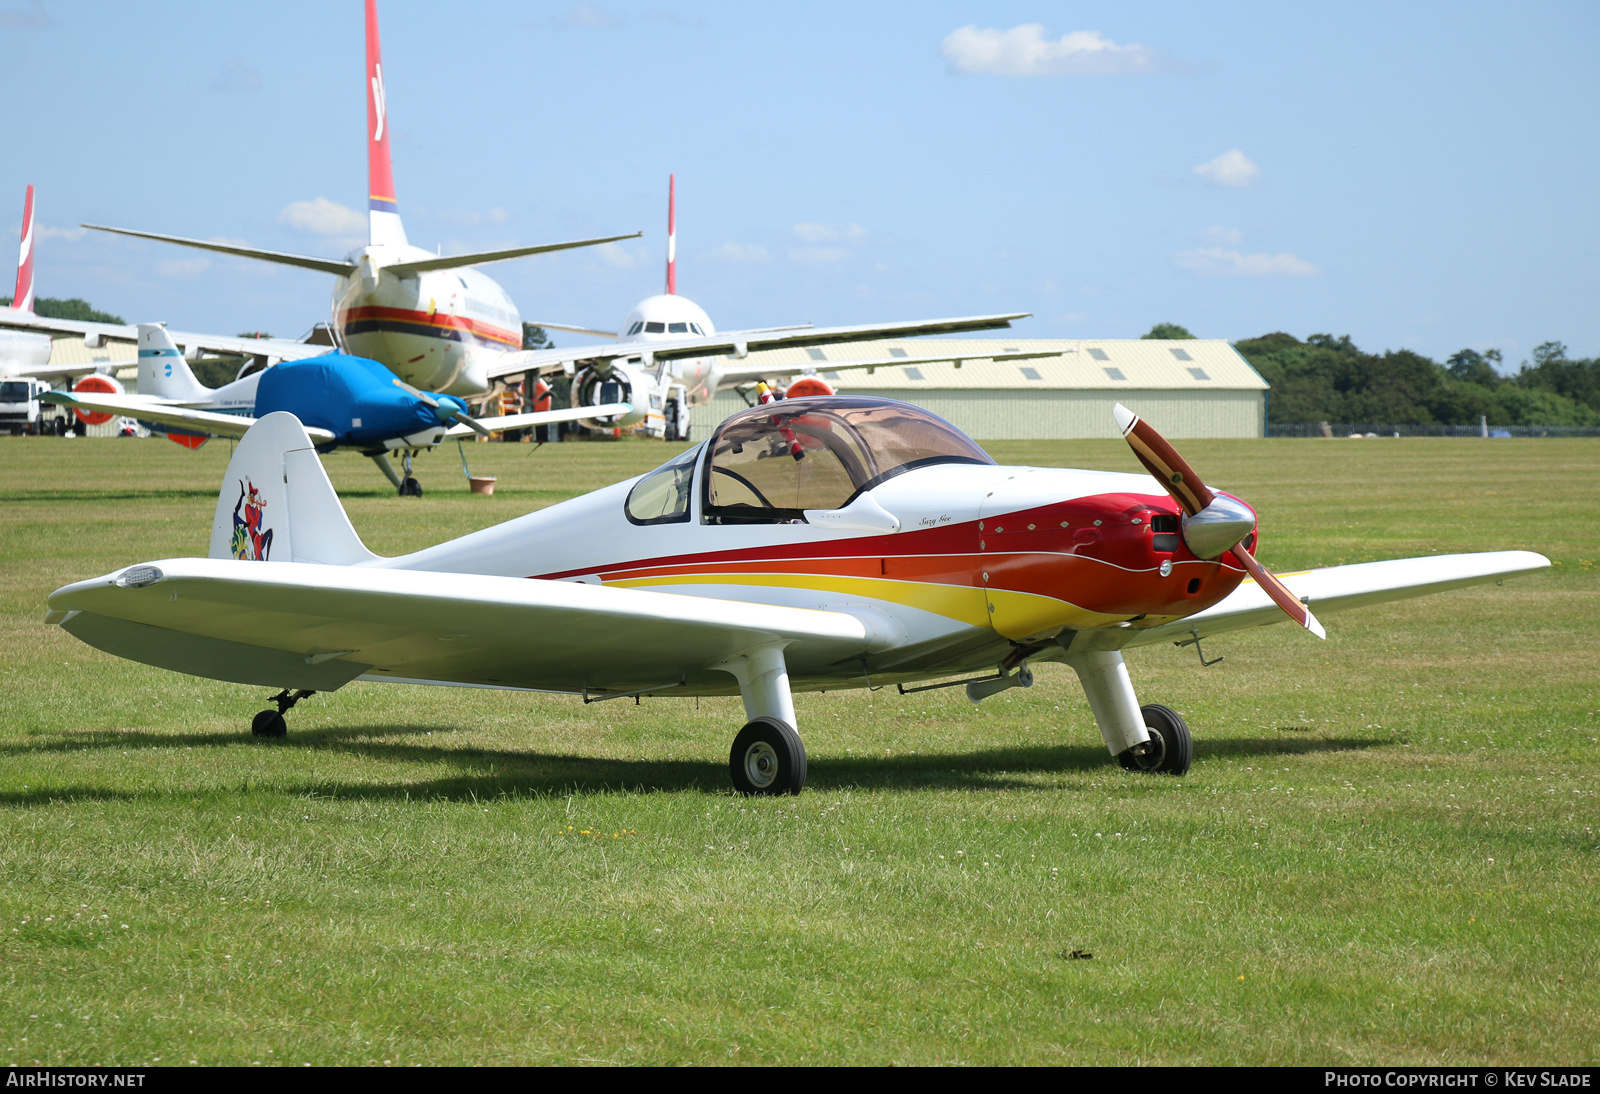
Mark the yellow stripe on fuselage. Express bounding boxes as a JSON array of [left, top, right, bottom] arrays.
[[610, 572, 993, 628]]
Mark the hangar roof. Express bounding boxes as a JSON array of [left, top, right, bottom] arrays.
[[742, 338, 1267, 391]]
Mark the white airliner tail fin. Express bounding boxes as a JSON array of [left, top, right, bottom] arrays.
[[209, 412, 378, 566], [137, 324, 212, 402], [364, 0, 407, 249], [13, 184, 35, 312]]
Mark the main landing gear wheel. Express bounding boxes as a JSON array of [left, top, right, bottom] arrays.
[[399, 476, 423, 497], [729, 717, 807, 796], [1118, 704, 1193, 776]]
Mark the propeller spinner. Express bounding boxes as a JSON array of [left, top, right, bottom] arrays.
[[392, 377, 491, 436], [1113, 403, 1325, 639]]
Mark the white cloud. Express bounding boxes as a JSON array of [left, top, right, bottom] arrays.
[[1194, 149, 1260, 188], [210, 58, 262, 92], [563, 1, 617, 28], [941, 25, 1164, 76], [0, 1, 51, 29], [34, 224, 85, 242], [792, 222, 867, 244], [277, 197, 365, 238], [1173, 247, 1318, 277], [1200, 226, 1243, 246], [707, 242, 769, 264], [789, 247, 850, 265], [486, 207, 509, 224], [598, 241, 646, 269], [157, 257, 211, 279]]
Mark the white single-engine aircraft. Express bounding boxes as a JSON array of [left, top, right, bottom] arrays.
[[496, 175, 1045, 440], [45, 394, 1548, 794]]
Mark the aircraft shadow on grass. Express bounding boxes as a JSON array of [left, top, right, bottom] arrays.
[[0, 725, 1390, 804]]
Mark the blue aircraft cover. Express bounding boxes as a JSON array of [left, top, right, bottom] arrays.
[[254, 353, 467, 449]]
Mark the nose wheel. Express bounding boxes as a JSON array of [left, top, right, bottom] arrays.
[[1118, 704, 1192, 775], [729, 717, 807, 795]]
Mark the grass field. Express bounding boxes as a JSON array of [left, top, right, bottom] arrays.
[[1, 433, 1596, 1066]]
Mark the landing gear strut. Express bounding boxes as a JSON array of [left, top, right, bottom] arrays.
[[715, 643, 807, 795], [369, 451, 424, 497], [251, 688, 316, 738], [1063, 649, 1193, 776]]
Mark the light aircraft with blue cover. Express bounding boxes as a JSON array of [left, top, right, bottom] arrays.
[[43, 324, 626, 495], [44, 394, 1548, 794]]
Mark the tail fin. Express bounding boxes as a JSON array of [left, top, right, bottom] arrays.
[[209, 411, 377, 565], [138, 324, 212, 402], [13, 184, 35, 312], [665, 174, 677, 295], [365, 0, 406, 248]]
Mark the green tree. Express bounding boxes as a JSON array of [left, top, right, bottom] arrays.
[[0, 295, 125, 324], [522, 324, 553, 351], [1446, 348, 1504, 388], [1141, 322, 1194, 339]]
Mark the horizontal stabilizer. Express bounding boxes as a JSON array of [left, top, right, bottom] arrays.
[[83, 224, 357, 275], [386, 232, 642, 275], [525, 321, 618, 339]]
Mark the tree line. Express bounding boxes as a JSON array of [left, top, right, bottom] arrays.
[[1146, 324, 1600, 426]]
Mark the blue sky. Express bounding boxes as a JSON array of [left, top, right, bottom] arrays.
[[3, 1, 1596, 366]]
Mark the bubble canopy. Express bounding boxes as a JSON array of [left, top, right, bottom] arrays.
[[703, 396, 996, 523]]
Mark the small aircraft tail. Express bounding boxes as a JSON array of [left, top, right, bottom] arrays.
[[365, 0, 407, 249], [209, 411, 377, 566], [138, 324, 213, 402], [665, 174, 677, 295], [13, 184, 35, 313]]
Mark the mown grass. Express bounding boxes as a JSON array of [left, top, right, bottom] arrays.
[[0, 433, 1595, 1065]]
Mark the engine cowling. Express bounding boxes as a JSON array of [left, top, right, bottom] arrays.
[[573, 363, 648, 431], [71, 373, 124, 425]]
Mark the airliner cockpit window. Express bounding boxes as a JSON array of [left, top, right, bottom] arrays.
[[669, 322, 689, 333], [627, 322, 644, 335], [690, 323, 704, 335], [645, 321, 666, 334], [625, 443, 703, 526], [703, 397, 994, 524]]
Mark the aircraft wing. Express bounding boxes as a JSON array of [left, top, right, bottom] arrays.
[[718, 348, 1069, 389], [40, 391, 336, 444], [0, 310, 329, 364], [12, 359, 139, 382], [47, 558, 873, 694], [443, 403, 632, 439], [483, 312, 1033, 382], [1112, 551, 1552, 651]]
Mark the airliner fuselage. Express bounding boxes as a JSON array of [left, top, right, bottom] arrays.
[[330, 244, 522, 397]]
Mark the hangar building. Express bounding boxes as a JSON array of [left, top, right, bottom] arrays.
[[688, 338, 1268, 440]]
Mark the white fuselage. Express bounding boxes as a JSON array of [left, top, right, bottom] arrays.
[[330, 244, 522, 398], [0, 320, 53, 375]]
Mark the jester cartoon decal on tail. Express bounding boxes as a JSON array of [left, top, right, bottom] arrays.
[[230, 480, 273, 561]]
